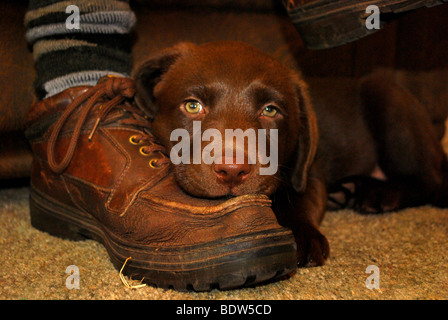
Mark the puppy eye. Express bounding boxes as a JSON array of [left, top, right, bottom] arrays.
[[184, 100, 203, 114], [261, 105, 278, 118]]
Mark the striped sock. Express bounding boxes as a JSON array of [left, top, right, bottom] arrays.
[[25, 0, 136, 99]]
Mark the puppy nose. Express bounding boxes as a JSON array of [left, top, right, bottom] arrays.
[[213, 162, 252, 187]]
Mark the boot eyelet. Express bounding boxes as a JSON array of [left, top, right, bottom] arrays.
[[139, 146, 151, 156], [149, 159, 159, 169], [129, 135, 142, 145]]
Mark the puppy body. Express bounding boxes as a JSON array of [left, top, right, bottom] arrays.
[[134, 41, 448, 266], [311, 73, 448, 212]]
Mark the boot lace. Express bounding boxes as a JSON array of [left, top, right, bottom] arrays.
[[47, 77, 170, 173]]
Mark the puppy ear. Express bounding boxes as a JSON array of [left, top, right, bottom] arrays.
[[132, 42, 196, 117], [290, 76, 319, 194]]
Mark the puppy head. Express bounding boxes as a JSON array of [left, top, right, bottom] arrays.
[[133, 41, 317, 197]]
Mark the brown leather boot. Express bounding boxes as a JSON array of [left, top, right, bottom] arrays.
[[24, 76, 297, 291]]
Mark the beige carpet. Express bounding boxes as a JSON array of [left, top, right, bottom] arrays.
[[0, 185, 447, 300]]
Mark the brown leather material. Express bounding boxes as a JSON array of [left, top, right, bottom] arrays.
[[24, 87, 90, 129], [25, 76, 297, 291]]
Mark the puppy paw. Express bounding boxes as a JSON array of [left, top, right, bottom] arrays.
[[295, 224, 330, 267], [328, 176, 401, 214]]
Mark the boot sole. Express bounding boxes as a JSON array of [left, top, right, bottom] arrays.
[[287, 0, 448, 49], [29, 187, 298, 291]]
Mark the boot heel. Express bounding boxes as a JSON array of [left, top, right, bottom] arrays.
[[29, 192, 89, 241]]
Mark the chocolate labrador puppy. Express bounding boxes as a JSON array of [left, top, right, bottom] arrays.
[[133, 41, 448, 267]]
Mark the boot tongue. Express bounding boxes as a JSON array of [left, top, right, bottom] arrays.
[[25, 79, 144, 142], [24, 75, 135, 131], [24, 93, 127, 142], [24, 86, 91, 130], [24, 86, 92, 141]]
